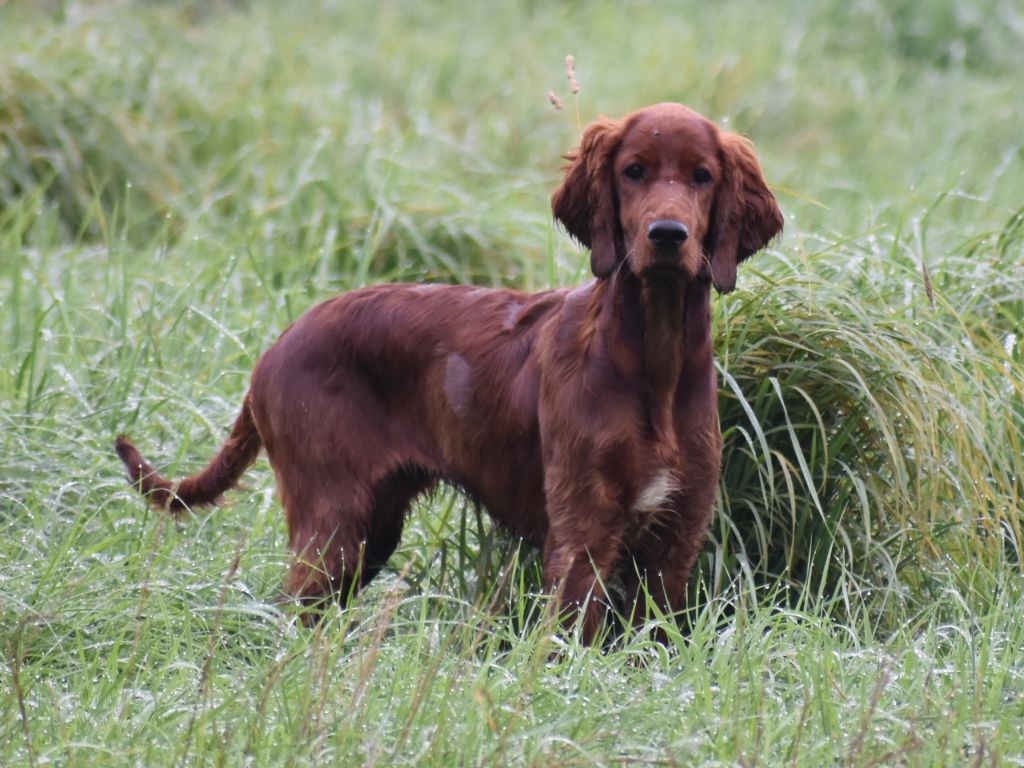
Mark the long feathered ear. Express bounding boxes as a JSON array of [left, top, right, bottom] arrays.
[[708, 132, 783, 293], [551, 118, 623, 278]]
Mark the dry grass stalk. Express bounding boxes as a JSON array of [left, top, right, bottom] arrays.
[[565, 54, 579, 94]]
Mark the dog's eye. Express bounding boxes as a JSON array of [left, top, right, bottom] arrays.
[[623, 164, 645, 181], [692, 168, 713, 186]]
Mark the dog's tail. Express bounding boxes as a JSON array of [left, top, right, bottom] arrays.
[[115, 392, 262, 513]]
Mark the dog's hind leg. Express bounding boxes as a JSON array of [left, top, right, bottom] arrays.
[[279, 465, 435, 623], [357, 466, 436, 589], [278, 477, 374, 622]]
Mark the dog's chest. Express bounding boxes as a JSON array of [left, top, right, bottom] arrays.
[[631, 467, 679, 516]]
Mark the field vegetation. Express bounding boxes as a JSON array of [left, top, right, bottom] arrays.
[[2, 0, 1023, 764]]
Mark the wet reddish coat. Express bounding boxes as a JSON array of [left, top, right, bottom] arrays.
[[117, 103, 782, 642]]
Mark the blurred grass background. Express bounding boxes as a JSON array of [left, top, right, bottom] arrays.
[[2, 0, 1023, 765]]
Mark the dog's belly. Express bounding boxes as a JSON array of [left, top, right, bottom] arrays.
[[435, 349, 551, 546], [447, 446, 549, 547]]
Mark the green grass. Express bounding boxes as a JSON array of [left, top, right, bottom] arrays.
[[2, 0, 1024, 765]]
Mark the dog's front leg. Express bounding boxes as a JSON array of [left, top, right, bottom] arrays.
[[542, 535, 618, 644], [626, 490, 716, 635], [540, 480, 628, 644]]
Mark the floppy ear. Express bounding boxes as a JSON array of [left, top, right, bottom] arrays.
[[707, 132, 783, 293], [551, 118, 623, 278]]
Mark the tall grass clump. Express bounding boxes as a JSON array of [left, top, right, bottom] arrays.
[[712, 206, 1024, 623], [0, 2, 554, 286], [0, 6, 192, 239]]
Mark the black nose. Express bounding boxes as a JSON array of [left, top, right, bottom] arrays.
[[647, 219, 689, 246]]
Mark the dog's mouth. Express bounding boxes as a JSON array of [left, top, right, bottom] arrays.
[[652, 246, 687, 268], [636, 249, 696, 282], [641, 261, 685, 277]]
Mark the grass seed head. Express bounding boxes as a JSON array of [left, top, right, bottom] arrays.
[[565, 54, 579, 94]]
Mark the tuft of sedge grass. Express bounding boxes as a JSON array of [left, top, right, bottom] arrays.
[[708, 204, 1024, 627]]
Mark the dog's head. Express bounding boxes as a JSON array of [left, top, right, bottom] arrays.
[[552, 102, 782, 292]]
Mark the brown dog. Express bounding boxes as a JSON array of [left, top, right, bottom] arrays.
[[117, 103, 782, 641]]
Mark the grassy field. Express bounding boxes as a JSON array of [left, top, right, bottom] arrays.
[[2, 0, 1023, 764]]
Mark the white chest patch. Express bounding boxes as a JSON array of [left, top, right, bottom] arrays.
[[632, 468, 679, 515]]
